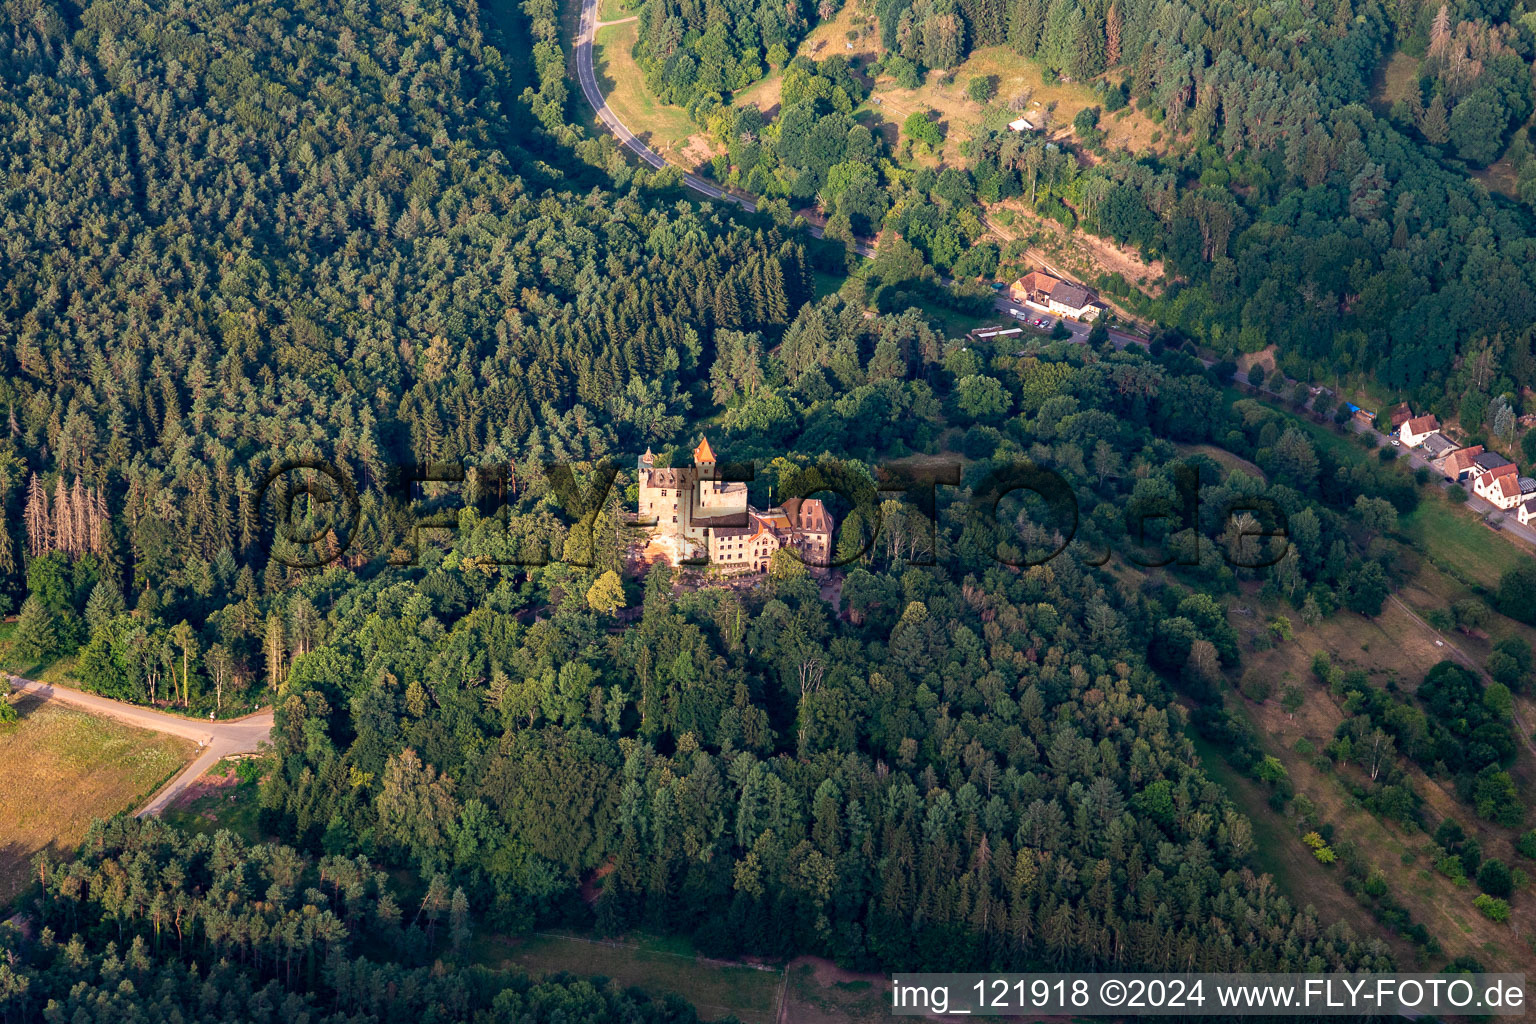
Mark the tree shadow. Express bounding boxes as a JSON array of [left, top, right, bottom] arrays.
[[2, 689, 51, 722], [0, 837, 72, 920]]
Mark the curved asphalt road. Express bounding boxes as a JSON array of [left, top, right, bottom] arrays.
[[573, 0, 885, 257], [575, 1, 756, 212], [5, 676, 273, 818]]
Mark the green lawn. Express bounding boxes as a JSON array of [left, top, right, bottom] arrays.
[[1401, 488, 1528, 591], [158, 770, 266, 844], [812, 269, 847, 301], [593, 22, 701, 160], [908, 298, 997, 338], [478, 931, 783, 1023]]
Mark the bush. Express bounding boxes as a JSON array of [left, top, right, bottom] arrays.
[[1473, 894, 1511, 922], [1496, 563, 1536, 625], [1239, 669, 1273, 702], [1476, 857, 1513, 897], [966, 75, 996, 103]]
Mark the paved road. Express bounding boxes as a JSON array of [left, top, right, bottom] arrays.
[[573, 0, 883, 255], [5, 676, 273, 817], [575, 0, 755, 212], [986, 296, 1150, 349]]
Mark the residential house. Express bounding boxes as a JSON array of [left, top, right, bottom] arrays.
[[1519, 497, 1536, 527], [1472, 458, 1522, 509], [1009, 271, 1061, 306], [1420, 432, 1457, 460], [1044, 281, 1103, 320], [1399, 415, 1440, 447], [1440, 445, 1484, 480], [1388, 403, 1413, 428], [1007, 117, 1039, 132], [1471, 451, 1515, 479]]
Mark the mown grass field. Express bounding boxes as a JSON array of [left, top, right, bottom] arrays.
[[1401, 488, 1532, 591], [1234, 599, 1536, 972], [0, 694, 195, 907], [478, 931, 783, 1023], [1175, 442, 1266, 481], [592, 21, 708, 165], [1370, 51, 1419, 111]]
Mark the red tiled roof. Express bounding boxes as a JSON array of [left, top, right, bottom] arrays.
[[1404, 415, 1438, 434], [1014, 271, 1061, 295], [693, 437, 717, 464]]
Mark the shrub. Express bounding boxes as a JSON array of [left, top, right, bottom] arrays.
[[1473, 894, 1511, 922], [1435, 855, 1468, 883], [1476, 857, 1513, 897]]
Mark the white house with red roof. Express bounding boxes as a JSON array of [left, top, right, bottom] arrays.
[[1398, 414, 1440, 447]]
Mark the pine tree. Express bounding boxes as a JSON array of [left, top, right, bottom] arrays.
[[449, 887, 471, 952], [85, 579, 126, 630], [70, 477, 90, 556], [24, 473, 49, 557], [14, 595, 58, 662], [169, 621, 198, 707], [53, 475, 74, 554], [1420, 93, 1450, 144], [1429, 4, 1451, 58], [265, 612, 286, 691]]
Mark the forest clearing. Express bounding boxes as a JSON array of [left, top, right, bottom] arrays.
[[479, 931, 784, 1022], [0, 696, 193, 904]]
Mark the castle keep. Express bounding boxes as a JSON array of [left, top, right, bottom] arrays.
[[638, 438, 834, 573]]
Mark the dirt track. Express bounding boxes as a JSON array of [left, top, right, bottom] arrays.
[[4, 676, 272, 817]]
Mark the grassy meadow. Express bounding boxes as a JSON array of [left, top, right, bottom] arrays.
[[477, 931, 784, 1023], [0, 694, 195, 907]]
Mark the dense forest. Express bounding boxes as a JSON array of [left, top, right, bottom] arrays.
[[2, 0, 1535, 1014], [0, 817, 713, 1023]]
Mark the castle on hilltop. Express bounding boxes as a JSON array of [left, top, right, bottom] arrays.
[[637, 438, 833, 574]]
